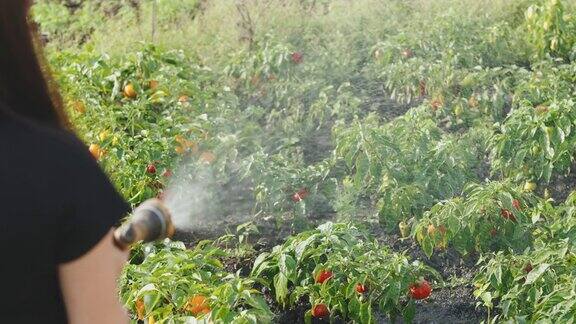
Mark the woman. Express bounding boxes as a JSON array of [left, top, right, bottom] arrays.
[[0, 1, 130, 323]]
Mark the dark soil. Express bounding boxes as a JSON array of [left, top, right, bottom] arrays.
[[302, 125, 334, 164], [271, 295, 314, 324], [371, 96, 422, 121], [222, 255, 255, 277], [542, 165, 576, 203], [474, 155, 492, 183], [351, 75, 422, 122]]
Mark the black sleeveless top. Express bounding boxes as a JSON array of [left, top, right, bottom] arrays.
[[0, 110, 129, 323]]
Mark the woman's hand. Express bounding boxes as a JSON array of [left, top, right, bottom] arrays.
[[58, 229, 129, 324]]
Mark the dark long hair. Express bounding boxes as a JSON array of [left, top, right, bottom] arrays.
[[0, 0, 68, 129]]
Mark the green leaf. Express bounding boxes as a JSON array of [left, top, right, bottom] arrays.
[[479, 291, 493, 308], [245, 294, 271, 311], [402, 301, 415, 323], [138, 283, 157, 294], [251, 252, 270, 276], [422, 238, 434, 258], [525, 263, 550, 285], [279, 254, 297, 281], [354, 154, 370, 189], [273, 273, 289, 304], [304, 310, 312, 324], [295, 235, 316, 262], [543, 163, 553, 182], [143, 291, 161, 314], [348, 296, 361, 314]]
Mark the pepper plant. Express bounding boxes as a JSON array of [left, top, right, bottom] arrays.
[[490, 99, 576, 184], [120, 241, 274, 323], [251, 222, 437, 323], [414, 181, 539, 257]]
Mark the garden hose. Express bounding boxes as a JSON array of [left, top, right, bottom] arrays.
[[113, 198, 175, 250]]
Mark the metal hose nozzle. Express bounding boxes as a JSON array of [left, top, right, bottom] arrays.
[[113, 198, 175, 250]]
